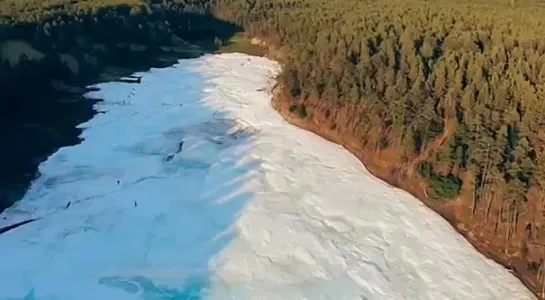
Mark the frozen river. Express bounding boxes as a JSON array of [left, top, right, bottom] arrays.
[[0, 53, 534, 300]]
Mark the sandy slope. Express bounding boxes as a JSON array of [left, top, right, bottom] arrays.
[[0, 53, 534, 300]]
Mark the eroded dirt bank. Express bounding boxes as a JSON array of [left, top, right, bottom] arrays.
[[270, 86, 540, 299]]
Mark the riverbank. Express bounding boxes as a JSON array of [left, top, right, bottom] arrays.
[[0, 4, 244, 212], [197, 53, 534, 299], [0, 53, 264, 299], [0, 51, 196, 212], [270, 79, 540, 298], [0, 52, 535, 300], [235, 33, 542, 298]]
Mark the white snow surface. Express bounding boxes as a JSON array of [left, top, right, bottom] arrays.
[[0, 53, 535, 300]]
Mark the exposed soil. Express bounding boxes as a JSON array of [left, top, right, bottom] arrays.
[[271, 87, 541, 299]]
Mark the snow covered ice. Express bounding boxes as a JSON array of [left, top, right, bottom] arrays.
[[0, 53, 535, 300]]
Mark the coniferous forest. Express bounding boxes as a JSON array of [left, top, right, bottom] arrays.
[[4, 0, 545, 297]]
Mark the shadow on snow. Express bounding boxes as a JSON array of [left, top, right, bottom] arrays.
[[1, 58, 261, 300]]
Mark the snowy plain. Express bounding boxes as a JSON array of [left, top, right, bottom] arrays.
[[0, 53, 535, 300]]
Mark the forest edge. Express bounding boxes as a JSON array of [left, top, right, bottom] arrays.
[[244, 36, 543, 299]]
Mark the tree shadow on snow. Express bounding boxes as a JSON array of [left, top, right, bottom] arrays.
[[4, 59, 266, 300]]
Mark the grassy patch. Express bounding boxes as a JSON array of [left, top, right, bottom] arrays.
[[428, 174, 462, 200], [418, 162, 462, 200], [216, 33, 266, 56]]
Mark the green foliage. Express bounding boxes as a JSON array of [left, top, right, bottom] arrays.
[[0, 0, 214, 24], [428, 120, 444, 140], [289, 104, 307, 118], [419, 162, 462, 200], [418, 162, 434, 179], [217, 33, 265, 56], [428, 174, 463, 200], [378, 137, 389, 149], [0, 0, 145, 23]]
